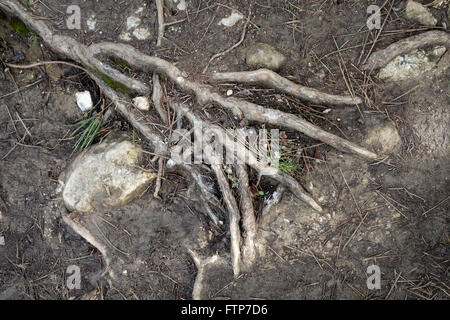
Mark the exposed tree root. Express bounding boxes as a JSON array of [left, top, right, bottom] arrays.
[[86, 42, 378, 160], [362, 31, 450, 71], [152, 72, 168, 124], [184, 165, 224, 226], [153, 157, 164, 199], [187, 249, 225, 300], [235, 164, 257, 270], [212, 68, 362, 106], [62, 215, 116, 279], [0, 0, 383, 282], [171, 102, 322, 212]]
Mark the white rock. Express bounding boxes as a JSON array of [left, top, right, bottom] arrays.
[[0, 236, 4, 246], [323, 108, 332, 114], [165, 0, 186, 11], [75, 91, 93, 112], [176, 0, 186, 10], [218, 11, 244, 27], [166, 159, 176, 168], [87, 16, 96, 31], [226, 89, 233, 96], [56, 180, 65, 193], [133, 96, 150, 111]]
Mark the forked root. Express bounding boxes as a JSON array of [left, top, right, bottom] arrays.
[[187, 249, 225, 300], [62, 215, 116, 279]]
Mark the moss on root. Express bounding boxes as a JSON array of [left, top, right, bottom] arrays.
[[102, 75, 131, 94], [10, 17, 29, 35]]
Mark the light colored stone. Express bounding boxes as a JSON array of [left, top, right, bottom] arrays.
[[126, 16, 141, 30], [218, 11, 243, 27], [245, 43, 286, 70], [132, 27, 151, 40], [60, 132, 156, 212], [119, 32, 132, 41], [365, 122, 402, 154], [75, 91, 93, 112], [405, 0, 437, 26], [132, 96, 150, 111], [0, 235, 4, 246], [378, 46, 446, 82], [87, 16, 96, 31], [164, 0, 186, 11]]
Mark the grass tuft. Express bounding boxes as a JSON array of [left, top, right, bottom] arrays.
[[279, 156, 301, 175], [70, 109, 102, 157]]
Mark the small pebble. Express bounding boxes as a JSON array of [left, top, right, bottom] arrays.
[[75, 91, 94, 112], [226, 89, 233, 96], [132, 96, 150, 111], [0, 236, 5, 246]]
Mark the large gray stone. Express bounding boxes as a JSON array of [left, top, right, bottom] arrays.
[[245, 43, 286, 70], [59, 132, 156, 212]]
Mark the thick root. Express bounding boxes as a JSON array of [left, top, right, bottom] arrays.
[[212, 68, 362, 106], [363, 31, 450, 70]]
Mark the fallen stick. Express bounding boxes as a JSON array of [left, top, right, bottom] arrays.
[[155, 0, 165, 47], [362, 31, 450, 70], [153, 157, 164, 199], [212, 68, 362, 106]]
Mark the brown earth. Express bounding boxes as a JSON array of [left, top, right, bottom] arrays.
[[0, 0, 449, 300]]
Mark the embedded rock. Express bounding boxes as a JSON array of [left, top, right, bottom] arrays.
[[59, 132, 156, 212], [245, 43, 286, 70]]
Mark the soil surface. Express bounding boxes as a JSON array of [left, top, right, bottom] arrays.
[[0, 0, 449, 300]]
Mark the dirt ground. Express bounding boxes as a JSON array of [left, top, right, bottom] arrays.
[[0, 0, 449, 300]]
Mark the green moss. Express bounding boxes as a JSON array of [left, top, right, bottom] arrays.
[[102, 75, 131, 94], [10, 17, 29, 36], [113, 57, 132, 72]]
